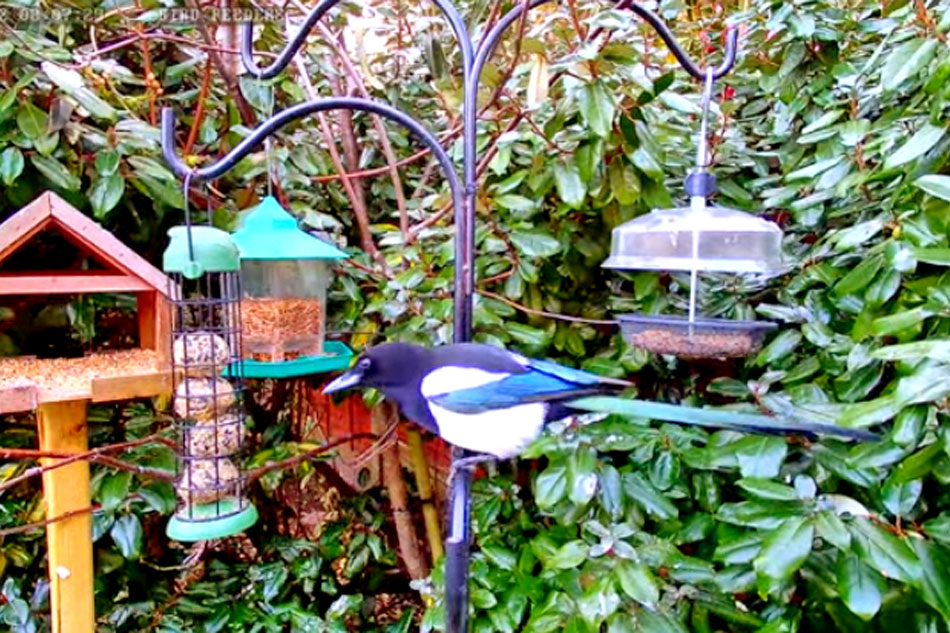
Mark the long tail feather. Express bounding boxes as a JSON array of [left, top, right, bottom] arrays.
[[568, 396, 878, 442]]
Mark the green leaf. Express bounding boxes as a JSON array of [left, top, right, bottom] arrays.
[[110, 514, 143, 560], [95, 150, 120, 176], [553, 160, 586, 209], [568, 448, 598, 506], [608, 161, 640, 205], [836, 555, 884, 621], [99, 472, 131, 512], [882, 39, 939, 91], [598, 464, 623, 519], [916, 174, 950, 201], [815, 510, 851, 550], [732, 436, 787, 478], [624, 472, 677, 519], [631, 147, 663, 181], [753, 516, 813, 592], [913, 537, 950, 621], [881, 475, 922, 517], [481, 545, 517, 571], [30, 154, 81, 191], [535, 464, 568, 510], [615, 560, 659, 608], [578, 82, 614, 138], [834, 255, 883, 297], [0, 147, 24, 186], [736, 478, 798, 501], [912, 248, 950, 266], [872, 308, 932, 336], [548, 540, 587, 569], [239, 76, 274, 112], [801, 110, 844, 134], [883, 123, 945, 170], [89, 174, 124, 219], [755, 330, 802, 366], [510, 230, 561, 258], [494, 194, 536, 212], [41, 61, 116, 121], [17, 101, 48, 138], [849, 518, 922, 586]]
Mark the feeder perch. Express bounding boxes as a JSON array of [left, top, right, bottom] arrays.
[[0, 191, 176, 633], [230, 196, 353, 378], [163, 225, 258, 541]]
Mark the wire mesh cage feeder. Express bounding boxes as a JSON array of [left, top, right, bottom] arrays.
[[230, 196, 352, 379], [163, 224, 258, 541], [603, 72, 784, 359]]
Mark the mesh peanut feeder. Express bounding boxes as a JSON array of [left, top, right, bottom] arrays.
[[603, 70, 784, 359], [163, 224, 258, 541], [231, 196, 352, 379]]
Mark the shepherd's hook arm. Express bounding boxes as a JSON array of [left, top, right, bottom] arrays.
[[473, 0, 737, 82], [240, 0, 474, 79]]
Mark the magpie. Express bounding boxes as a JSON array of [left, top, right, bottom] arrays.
[[322, 342, 633, 462], [322, 342, 878, 470]]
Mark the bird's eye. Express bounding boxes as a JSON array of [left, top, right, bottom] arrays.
[[358, 358, 371, 369]]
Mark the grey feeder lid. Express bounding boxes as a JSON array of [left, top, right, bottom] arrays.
[[602, 203, 784, 274]]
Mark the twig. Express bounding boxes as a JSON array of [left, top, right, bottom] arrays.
[[314, 20, 412, 243], [0, 506, 95, 537], [183, 0, 256, 125], [0, 434, 175, 495], [478, 289, 618, 325], [244, 433, 379, 481], [374, 403, 427, 579], [184, 61, 214, 155]]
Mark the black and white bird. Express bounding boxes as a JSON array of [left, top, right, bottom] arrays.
[[322, 342, 632, 461], [323, 342, 879, 466]]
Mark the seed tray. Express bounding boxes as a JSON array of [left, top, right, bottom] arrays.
[[618, 314, 776, 359]]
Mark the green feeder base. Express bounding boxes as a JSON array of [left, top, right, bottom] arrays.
[[166, 498, 258, 542], [233, 340, 355, 379]]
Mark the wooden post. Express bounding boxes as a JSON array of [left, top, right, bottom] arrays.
[[37, 400, 95, 633]]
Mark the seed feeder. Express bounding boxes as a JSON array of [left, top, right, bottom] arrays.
[[230, 195, 353, 379], [163, 211, 258, 541], [603, 70, 783, 359]]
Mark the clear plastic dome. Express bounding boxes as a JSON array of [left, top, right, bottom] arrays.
[[602, 204, 784, 274]]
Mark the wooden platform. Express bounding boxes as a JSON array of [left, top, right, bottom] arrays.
[[0, 350, 171, 414]]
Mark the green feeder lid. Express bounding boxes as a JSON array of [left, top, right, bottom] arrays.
[[232, 196, 348, 261], [166, 498, 258, 542], [163, 226, 240, 278]]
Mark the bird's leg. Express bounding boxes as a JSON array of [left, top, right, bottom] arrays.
[[448, 453, 498, 487]]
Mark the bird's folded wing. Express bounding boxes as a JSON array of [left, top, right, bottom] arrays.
[[427, 371, 608, 414], [525, 358, 633, 387]]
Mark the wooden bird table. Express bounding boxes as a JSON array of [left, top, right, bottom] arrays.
[[0, 192, 175, 633]]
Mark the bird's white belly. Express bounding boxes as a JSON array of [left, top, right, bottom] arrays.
[[429, 402, 546, 458]]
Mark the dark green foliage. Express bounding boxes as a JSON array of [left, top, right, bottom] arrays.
[[1, 0, 950, 630]]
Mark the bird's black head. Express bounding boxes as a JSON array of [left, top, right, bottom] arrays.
[[322, 342, 431, 396]]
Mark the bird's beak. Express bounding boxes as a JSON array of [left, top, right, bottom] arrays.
[[323, 369, 364, 395]]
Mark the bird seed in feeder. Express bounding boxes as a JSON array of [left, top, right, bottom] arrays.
[[176, 457, 240, 505], [173, 331, 231, 376], [618, 315, 776, 359], [174, 378, 236, 420], [185, 414, 246, 457], [241, 297, 324, 361]]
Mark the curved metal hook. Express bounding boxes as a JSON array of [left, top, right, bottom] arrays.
[[624, 2, 737, 80], [473, 0, 738, 83], [160, 97, 463, 253], [240, 0, 473, 80]]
